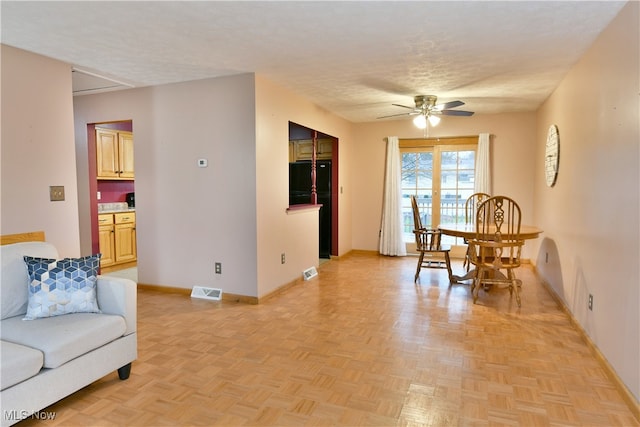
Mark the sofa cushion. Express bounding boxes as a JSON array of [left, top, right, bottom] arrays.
[[1, 242, 58, 320], [1, 313, 126, 369], [23, 254, 102, 320], [0, 340, 44, 390]]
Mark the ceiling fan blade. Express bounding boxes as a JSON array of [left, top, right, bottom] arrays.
[[391, 103, 419, 111], [434, 100, 464, 110], [437, 109, 475, 116], [381, 96, 473, 120], [377, 111, 420, 119]]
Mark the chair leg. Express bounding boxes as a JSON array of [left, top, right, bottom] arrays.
[[463, 246, 471, 272], [444, 251, 454, 285], [472, 274, 481, 304], [507, 269, 522, 307], [415, 252, 425, 282], [471, 267, 482, 304], [507, 270, 514, 296]]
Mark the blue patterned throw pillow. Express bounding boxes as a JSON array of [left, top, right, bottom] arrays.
[[23, 254, 102, 320]]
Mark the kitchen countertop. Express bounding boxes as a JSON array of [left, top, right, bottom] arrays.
[[98, 202, 135, 214], [99, 208, 136, 214]]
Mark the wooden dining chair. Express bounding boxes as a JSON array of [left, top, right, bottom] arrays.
[[410, 195, 454, 284], [463, 192, 491, 271], [465, 192, 491, 224], [466, 195, 525, 306]]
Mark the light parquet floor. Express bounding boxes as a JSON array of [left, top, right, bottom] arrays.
[[19, 253, 638, 426]]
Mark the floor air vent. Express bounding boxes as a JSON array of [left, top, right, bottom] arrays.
[[303, 266, 318, 281], [191, 286, 223, 301]]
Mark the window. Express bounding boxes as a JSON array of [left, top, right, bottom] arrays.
[[401, 136, 478, 245]]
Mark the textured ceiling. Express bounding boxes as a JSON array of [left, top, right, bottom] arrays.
[[1, 1, 627, 123]]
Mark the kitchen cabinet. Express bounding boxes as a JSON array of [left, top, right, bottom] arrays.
[[289, 139, 333, 162], [98, 214, 115, 267], [96, 128, 134, 180], [98, 212, 136, 269], [114, 212, 136, 263]]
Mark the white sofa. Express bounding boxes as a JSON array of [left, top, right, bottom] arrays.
[[0, 240, 137, 427]]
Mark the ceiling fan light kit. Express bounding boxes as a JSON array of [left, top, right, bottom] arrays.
[[378, 95, 474, 129], [413, 115, 427, 129], [428, 115, 441, 126]]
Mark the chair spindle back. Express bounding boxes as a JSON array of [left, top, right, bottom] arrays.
[[476, 196, 521, 242], [465, 192, 491, 224]]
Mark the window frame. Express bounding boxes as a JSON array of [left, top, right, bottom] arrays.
[[400, 136, 478, 246]]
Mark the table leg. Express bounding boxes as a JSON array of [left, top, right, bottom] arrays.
[[452, 267, 508, 284], [451, 269, 476, 284]]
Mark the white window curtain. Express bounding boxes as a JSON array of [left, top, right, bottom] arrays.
[[475, 133, 491, 194], [379, 136, 407, 256]]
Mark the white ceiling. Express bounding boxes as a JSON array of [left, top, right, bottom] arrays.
[[1, 1, 627, 123]]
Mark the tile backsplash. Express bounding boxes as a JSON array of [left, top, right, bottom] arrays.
[[98, 202, 129, 212]]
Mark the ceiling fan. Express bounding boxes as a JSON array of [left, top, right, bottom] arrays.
[[378, 95, 474, 128]]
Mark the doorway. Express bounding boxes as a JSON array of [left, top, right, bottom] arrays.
[[288, 122, 338, 258], [87, 120, 136, 272]]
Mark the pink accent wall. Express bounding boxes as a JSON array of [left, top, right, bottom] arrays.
[[97, 180, 135, 203]]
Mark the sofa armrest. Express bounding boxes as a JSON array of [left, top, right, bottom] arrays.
[[96, 276, 137, 335]]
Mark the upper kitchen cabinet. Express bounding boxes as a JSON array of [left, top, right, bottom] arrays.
[[96, 128, 134, 180], [289, 139, 333, 162]]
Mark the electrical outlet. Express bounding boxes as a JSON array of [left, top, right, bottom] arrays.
[[281, 253, 286, 264], [215, 262, 222, 275], [49, 186, 65, 201], [588, 294, 593, 311]]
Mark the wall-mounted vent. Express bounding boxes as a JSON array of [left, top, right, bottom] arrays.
[[303, 266, 318, 281], [191, 286, 223, 301]]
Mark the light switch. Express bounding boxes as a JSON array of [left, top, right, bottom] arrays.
[[197, 158, 208, 168], [50, 186, 65, 201]]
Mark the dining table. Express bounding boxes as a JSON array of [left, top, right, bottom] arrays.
[[438, 222, 543, 283]]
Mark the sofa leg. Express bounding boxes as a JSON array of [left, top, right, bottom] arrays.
[[117, 363, 132, 380]]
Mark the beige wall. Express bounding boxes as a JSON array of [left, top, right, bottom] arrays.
[[2, 1, 637, 401], [351, 113, 537, 257], [532, 2, 639, 400], [254, 76, 354, 297], [74, 75, 260, 297], [0, 45, 81, 256], [348, 2, 639, 399], [73, 73, 355, 299]]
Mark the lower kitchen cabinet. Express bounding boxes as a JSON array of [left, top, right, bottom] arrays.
[[98, 214, 115, 267], [114, 212, 136, 263], [98, 212, 136, 269]]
